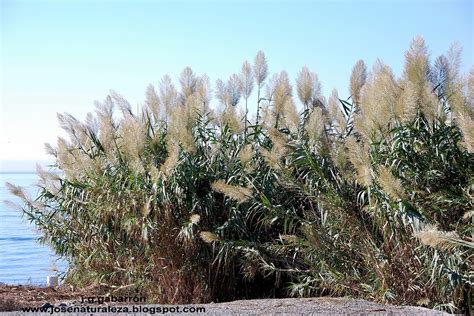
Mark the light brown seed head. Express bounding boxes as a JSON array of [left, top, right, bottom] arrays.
[[378, 165, 405, 200], [349, 59, 367, 106], [211, 180, 252, 203], [254, 50, 268, 86]]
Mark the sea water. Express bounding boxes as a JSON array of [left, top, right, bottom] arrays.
[[0, 173, 67, 285]]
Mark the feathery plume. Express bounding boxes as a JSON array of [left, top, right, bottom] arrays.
[[349, 60, 367, 106], [199, 231, 219, 244], [57, 112, 91, 150], [273, 70, 292, 104], [118, 116, 146, 162], [159, 75, 178, 121], [5, 182, 28, 201], [179, 67, 198, 99], [296, 66, 321, 106], [36, 164, 61, 195], [432, 43, 462, 105], [254, 50, 268, 86], [448, 84, 470, 121], [403, 36, 430, 99], [183, 93, 201, 121], [145, 84, 161, 122], [56, 137, 79, 180], [377, 165, 405, 200], [260, 104, 274, 130], [329, 141, 348, 171], [261, 128, 291, 170], [227, 74, 242, 106], [240, 60, 254, 100], [149, 165, 161, 183], [164, 85, 201, 155], [110, 90, 133, 118], [5, 182, 38, 210], [395, 81, 417, 123], [415, 225, 469, 250], [328, 89, 346, 132], [305, 107, 325, 147], [220, 105, 244, 133], [215, 79, 230, 107], [296, 66, 313, 106], [241, 60, 254, 131], [468, 67, 474, 108], [420, 84, 440, 123], [190, 214, 201, 225], [196, 75, 212, 111], [239, 144, 253, 166], [85, 112, 98, 135], [211, 180, 252, 203], [160, 142, 180, 176], [446, 42, 462, 86], [346, 137, 373, 186], [353, 115, 374, 141], [265, 73, 280, 101], [44, 143, 57, 157], [71, 145, 103, 176], [167, 104, 196, 153], [359, 61, 398, 135], [456, 111, 474, 153], [282, 99, 300, 133], [271, 71, 293, 128], [215, 77, 243, 133], [95, 96, 116, 154]]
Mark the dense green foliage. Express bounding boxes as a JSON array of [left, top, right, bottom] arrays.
[[8, 38, 473, 313]]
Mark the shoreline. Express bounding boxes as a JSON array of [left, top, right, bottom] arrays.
[[0, 285, 450, 315]]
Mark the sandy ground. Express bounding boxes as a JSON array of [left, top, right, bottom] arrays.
[[190, 298, 451, 315], [0, 285, 452, 315]]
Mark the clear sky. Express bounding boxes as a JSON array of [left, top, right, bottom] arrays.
[[1, 0, 472, 171]]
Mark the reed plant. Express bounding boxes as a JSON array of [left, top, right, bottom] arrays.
[[8, 38, 473, 313]]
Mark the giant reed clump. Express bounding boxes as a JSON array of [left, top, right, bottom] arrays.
[[8, 39, 473, 313]]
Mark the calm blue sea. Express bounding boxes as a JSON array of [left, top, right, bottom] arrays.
[[0, 173, 67, 285]]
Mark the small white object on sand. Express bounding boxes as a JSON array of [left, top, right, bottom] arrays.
[[47, 275, 58, 287]]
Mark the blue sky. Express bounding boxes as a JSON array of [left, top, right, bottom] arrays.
[[1, 0, 472, 170]]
